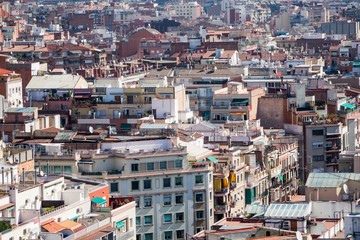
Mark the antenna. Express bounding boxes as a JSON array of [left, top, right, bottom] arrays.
[[89, 126, 94, 134], [343, 183, 349, 194]]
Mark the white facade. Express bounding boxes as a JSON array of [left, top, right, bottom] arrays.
[[173, 1, 202, 19]]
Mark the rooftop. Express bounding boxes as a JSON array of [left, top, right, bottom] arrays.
[[306, 172, 360, 188]]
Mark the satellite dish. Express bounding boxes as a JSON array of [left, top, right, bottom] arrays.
[[111, 127, 117, 134], [89, 126, 94, 134], [343, 183, 349, 194], [39, 171, 44, 177], [296, 231, 302, 240]]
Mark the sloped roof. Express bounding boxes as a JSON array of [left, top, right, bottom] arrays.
[[26, 74, 89, 89], [264, 203, 311, 219], [306, 172, 360, 188]]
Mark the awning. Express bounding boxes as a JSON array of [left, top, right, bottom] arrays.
[[120, 123, 131, 130], [341, 103, 356, 110], [231, 98, 249, 105], [91, 197, 106, 205], [278, 174, 283, 182], [116, 220, 125, 229], [207, 156, 219, 163]]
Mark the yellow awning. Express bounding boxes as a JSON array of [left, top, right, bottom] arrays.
[[222, 178, 229, 188], [214, 179, 222, 191], [230, 173, 236, 184]]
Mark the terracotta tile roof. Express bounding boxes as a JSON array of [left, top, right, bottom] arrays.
[[42, 221, 65, 233], [0, 68, 12, 76], [58, 220, 83, 231]]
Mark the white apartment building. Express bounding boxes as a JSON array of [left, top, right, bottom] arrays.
[[173, 1, 202, 19], [93, 139, 214, 239]]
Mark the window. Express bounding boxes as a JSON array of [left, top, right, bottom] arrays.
[[54, 166, 61, 174], [312, 142, 324, 149], [196, 210, 204, 219], [160, 161, 167, 170], [143, 180, 152, 190], [135, 197, 140, 208], [144, 196, 152, 207], [176, 230, 185, 239], [131, 163, 139, 172], [164, 214, 172, 223], [210, 208, 213, 217], [175, 194, 183, 204], [175, 177, 183, 186], [176, 212, 184, 222], [175, 159, 182, 168], [144, 233, 153, 240], [195, 175, 203, 184], [147, 162, 154, 171], [164, 231, 173, 240], [131, 181, 139, 191], [144, 216, 152, 225], [312, 129, 324, 136], [110, 182, 118, 192], [136, 217, 140, 226], [195, 193, 204, 202], [163, 178, 171, 188], [163, 195, 172, 206], [313, 155, 324, 162], [136, 234, 141, 240], [64, 166, 72, 173]]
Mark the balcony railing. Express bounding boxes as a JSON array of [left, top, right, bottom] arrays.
[[214, 204, 228, 214]]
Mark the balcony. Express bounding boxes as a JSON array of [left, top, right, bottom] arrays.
[[214, 204, 228, 214], [118, 230, 135, 240], [213, 105, 229, 109], [214, 188, 229, 196]]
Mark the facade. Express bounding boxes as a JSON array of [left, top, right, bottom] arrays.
[[173, 1, 202, 19], [0, 68, 23, 108]]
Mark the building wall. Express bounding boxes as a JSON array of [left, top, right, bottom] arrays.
[[257, 97, 286, 129]]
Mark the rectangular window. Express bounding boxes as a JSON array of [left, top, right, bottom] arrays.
[[54, 166, 61, 174], [175, 194, 183, 204], [160, 161, 167, 170], [175, 177, 183, 186], [312, 129, 324, 136], [144, 233, 153, 240], [164, 231, 172, 240], [313, 155, 324, 162], [135, 197, 140, 208], [163, 178, 171, 188], [164, 214, 172, 223], [196, 210, 204, 219], [64, 166, 72, 173], [195, 175, 203, 184], [110, 182, 118, 192], [136, 234, 141, 240], [144, 216, 152, 225], [195, 193, 204, 203], [312, 142, 324, 149], [163, 195, 172, 206], [131, 163, 139, 172], [175, 159, 183, 168], [147, 162, 154, 171], [176, 230, 185, 239], [131, 181, 139, 191], [144, 180, 152, 189], [136, 217, 140, 226], [176, 212, 184, 222], [144, 196, 152, 207]]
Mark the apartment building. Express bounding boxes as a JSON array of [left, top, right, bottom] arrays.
[[0, 68, 23, 108], [212, 147, 247, 222], [173, 1, 202, 19], [304, 123, 344, 177], [211, 82, 265, 123], [77, 138, 214, 239]]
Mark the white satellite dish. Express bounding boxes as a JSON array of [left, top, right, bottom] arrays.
[[343, 183, 349, 194], [39, 171, 44, 177], [89, 126, 94, 134], [111, 127, 117, 134], [296, 231, 302, 240]]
